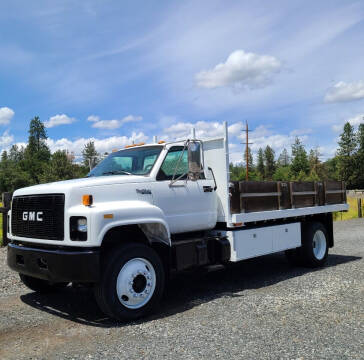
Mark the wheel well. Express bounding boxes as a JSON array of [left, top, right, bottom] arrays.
[[101, 225, 171, 273]]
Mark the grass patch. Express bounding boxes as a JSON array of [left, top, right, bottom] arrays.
[[334, 197, 364, 221]]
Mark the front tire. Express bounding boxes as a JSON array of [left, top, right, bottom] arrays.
[[94, 243, 165, 321]]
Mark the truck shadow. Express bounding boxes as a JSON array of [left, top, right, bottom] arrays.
[[20, 252, 361, 328]]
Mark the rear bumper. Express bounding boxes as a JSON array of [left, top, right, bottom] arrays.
[[7, 243, 100, 283]]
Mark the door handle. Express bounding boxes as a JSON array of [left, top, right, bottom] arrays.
[[203, 186, 213, 192]]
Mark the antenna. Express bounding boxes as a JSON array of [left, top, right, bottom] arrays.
[[241, 121, 253, 180]]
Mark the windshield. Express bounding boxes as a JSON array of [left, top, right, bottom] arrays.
[[87, 146, 163, 177]]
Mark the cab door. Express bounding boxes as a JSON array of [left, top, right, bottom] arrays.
[[152, 146, 217, 234]]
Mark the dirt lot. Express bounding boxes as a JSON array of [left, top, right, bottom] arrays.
[[0, 219, 363, 360]]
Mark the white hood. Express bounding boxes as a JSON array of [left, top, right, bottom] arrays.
[[13, 175, 153, 197]]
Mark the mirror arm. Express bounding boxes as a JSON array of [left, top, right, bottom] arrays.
[[208, 167, 217, 191]]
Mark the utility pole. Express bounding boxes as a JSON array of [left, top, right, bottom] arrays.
[[241, 121, 253, 181]]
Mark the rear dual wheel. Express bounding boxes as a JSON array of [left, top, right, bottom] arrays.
[[285, 221, 328, 267], [94, 243, 165, 321]]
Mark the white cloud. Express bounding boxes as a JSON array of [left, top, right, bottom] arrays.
[[87, 115, 99, 122], [195, 50, 281, 90], [324, 81, 364, 103], [87, 114, 143, 129], [236, 125, 308, 157], [347, 114, 364, 127], [332, 113, 364, 132], [0, 107, 15, 125], [0, 131, 14, 148], [290, 128, 312, 136], [44, 114, 76, 128], [162, 121, 243, 141], [46, 132, 148, 156]]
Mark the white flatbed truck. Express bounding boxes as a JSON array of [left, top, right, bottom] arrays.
[[7, 122, 348, 320]]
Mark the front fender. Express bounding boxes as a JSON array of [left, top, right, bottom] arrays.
[[89, 200, 171, 246]]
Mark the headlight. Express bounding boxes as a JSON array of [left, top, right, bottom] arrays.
[[77, 218, 87, 232], [70, 216, 87, 241]]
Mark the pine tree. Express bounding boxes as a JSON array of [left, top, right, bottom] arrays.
[[257, 148, 265, 179], [82, 141, 100, 171], [354, 123, 364, 188], [264, 145, 275, 180], [290, 137, 309, 178], [27, 116, 50, 157], [277, 148, 290, 167], [9, 145, 25, 162], [309, 148, 320, 172], [23, 116, 51, 184], [324, 157, 340, 181], [337, 122, 357, 187], [244, 146, 254, 173]]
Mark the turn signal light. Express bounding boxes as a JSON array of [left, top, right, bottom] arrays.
[[158, 140, 166, 144], [82, 195, 93, 206]]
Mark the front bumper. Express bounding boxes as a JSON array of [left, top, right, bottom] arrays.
[[7, 243, 100, 283]]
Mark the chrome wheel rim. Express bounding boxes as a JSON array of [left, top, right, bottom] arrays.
[[116, 258, 156, 309], [313, 230, 326, 260]]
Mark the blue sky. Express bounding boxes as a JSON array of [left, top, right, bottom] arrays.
[[1, 0, 364, 163]]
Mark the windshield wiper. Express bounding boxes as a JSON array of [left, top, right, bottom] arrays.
[[101, 170, 132, 176]]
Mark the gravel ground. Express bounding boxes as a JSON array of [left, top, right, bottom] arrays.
[[0, 219, 363, 360]]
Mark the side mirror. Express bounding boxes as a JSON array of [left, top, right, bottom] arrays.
[[188, 141, 202, 181]]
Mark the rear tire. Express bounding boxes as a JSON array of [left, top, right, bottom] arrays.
[[299, 222, 329, 268], [94, 243, 165, 321], [19, 274, 68, 293]]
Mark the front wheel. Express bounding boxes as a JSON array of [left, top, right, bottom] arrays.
[[94, 243, 165, 321]]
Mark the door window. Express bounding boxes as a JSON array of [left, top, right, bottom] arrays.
[[157, 147, 188, 180]]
